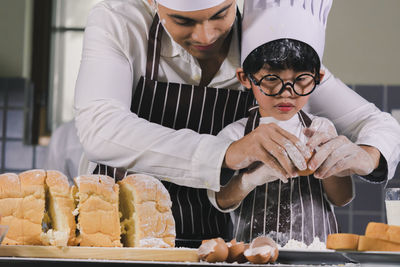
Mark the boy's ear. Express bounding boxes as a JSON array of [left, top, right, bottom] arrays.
[[319, 69, 325, 83], [236, 68, 252, 89]]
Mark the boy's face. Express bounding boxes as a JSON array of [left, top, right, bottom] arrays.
[[236, 68, 325, 121]]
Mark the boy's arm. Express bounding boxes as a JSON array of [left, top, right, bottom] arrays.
[[215, 172, 254, 210], [215, 163, 286, 210], [322, 175, 354, 207]]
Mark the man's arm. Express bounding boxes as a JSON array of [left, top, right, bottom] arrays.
[[306, 67, 400, 182], [74, 4, 231, 191]]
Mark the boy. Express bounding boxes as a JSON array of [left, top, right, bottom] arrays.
[[208, 0, 353, 246]]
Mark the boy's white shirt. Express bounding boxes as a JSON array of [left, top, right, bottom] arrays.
[[207, 112, 317, 213]]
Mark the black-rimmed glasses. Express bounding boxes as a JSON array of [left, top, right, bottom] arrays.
[[248, 73, 320, 97]]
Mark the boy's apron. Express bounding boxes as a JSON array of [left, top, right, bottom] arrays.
[[93, 13, 254, 247], [232, 107, 338, 246]]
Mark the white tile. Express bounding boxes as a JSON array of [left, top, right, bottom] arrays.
[[4, 141, 33, 170], [34, 145, 48, 169], [6, 110, 24, 138]]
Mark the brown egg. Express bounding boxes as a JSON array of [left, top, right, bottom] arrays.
[[244, 236, 279, 264], [297, 168, 314, 176], [226, 239, 248, 263], [297, 151, 316, 176], [197, 237, 228, 263]]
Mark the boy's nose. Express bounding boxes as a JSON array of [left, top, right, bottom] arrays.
[[280, 84, 295, 97]]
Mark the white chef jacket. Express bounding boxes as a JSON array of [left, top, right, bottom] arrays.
[[44, 120, 83, 184], [74, 0, 400, 191]]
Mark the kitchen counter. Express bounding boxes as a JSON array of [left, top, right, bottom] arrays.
[[1, 245, 400, 266], [0, 257, 361, 267]]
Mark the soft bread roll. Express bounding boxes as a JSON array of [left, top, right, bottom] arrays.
[[358, 236, 400, 251], [41, 170, 76, 246], [118, 174, 175, 247], [365, 222, 400, 244], [73, 175, 122, 247], [0, 173, 24, 245], [0, 170, 46, 245], [19, 170, 46, 245], [326, 233, 359, 250]]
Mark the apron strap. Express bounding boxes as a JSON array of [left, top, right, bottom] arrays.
[[244, 105, 260, 135], [298, 110, 312, 128], [145, 14, 164, 80], [236, 7, 242, 51]]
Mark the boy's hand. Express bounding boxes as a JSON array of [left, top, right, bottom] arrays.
[[223, 123, 311, 177], [305, 117, 378, 178], [240, 162, 288, 191]]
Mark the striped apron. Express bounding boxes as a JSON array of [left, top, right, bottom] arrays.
[[94, 13, 254, 247], [232, 107, 338, 246]]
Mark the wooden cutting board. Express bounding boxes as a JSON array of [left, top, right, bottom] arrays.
[[0, 245, 199, 262]]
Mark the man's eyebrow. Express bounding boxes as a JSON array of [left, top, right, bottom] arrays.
[[167, 2, 233, 22], [210, 3, 233, 18]]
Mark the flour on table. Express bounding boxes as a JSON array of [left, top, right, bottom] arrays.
[[282, 237, 328, 250]]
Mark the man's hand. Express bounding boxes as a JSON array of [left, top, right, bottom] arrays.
[[305, 117, 379, 178], [223, 123, 311, 177]]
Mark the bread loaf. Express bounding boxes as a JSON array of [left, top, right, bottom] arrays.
[[365, 222, 400, 244], [358, 236, 400, 251], [41, 170, 76, 246], [0, 173, 25, 245], [0, 170, 176, 248], [0, 170, 46, 245], [118, 174, 175, 247], [327, 223, 400, 252], [73, 175, 122, 247], [326, 233, 359, 250]]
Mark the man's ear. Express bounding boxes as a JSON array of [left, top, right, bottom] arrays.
[[319, 69, 325, 83], [236, 68, 252, 89]]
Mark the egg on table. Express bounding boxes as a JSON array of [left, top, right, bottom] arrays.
[[197, 237, 228, 263], [244, 236, 279, 264]]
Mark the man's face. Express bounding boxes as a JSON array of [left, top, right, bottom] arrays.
[[156, 0, 236, 60]]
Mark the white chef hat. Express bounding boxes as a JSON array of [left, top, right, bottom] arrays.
[[241, 0, 332, 65], [156, 0, 226, 12]]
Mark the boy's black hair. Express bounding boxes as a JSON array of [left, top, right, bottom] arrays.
[[243, 38, 321, 79]]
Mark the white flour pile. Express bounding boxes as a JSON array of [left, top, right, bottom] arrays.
[[282, 237, 328, 250]]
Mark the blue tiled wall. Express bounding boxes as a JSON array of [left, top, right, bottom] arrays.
[[0, 78, 399, 236], [0, 78, 48, 174]]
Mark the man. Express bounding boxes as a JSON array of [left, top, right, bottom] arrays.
[[74, 0, 400, 245]]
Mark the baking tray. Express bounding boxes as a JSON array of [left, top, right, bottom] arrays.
[[277, 248, 353, 264], [342, 250, 400, 264]]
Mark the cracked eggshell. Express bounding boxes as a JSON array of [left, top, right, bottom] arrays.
[[198, 237, 228, 263], [244, 236, 279, 264], [226, 239, 248, 263]]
